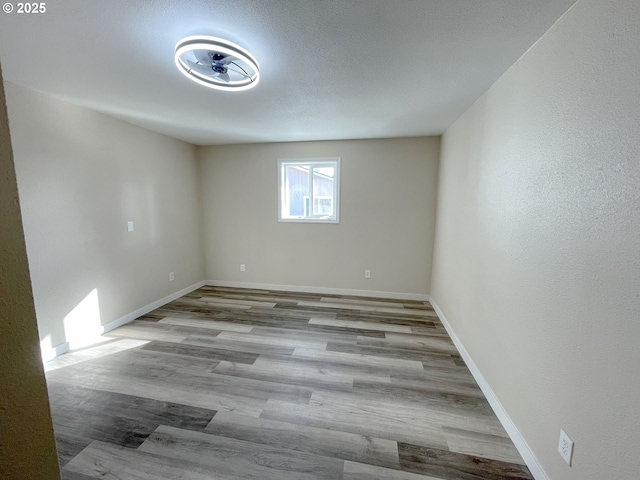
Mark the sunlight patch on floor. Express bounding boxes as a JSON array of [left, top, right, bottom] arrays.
[[44, 337, 149, 372]]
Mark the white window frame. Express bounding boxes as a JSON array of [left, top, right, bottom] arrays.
[[278, 157, 341, 223]]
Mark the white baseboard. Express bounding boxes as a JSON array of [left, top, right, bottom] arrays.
[[41, 341, 70, 363], [429, 298, 549, 480], [100, 280, 206, 334], [205, 280, 430, 302]]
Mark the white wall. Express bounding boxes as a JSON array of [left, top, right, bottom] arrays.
[[430, 1, 640, 478], [200, 137, 439, 298], [5, 83, 205, 352]]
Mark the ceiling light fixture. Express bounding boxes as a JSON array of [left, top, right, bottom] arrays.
[[174, 36, 260, 91]]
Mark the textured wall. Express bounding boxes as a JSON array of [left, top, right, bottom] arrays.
[[5, 83, 205, 351], [200, 137, 439, 297], [431, 0, 640, 478], [0, 66, 60, 478]]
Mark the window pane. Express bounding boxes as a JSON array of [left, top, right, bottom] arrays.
[[312, 166, 335, 216], [285, 165, 309, 217]]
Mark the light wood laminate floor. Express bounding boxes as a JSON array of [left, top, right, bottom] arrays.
[[46, 286, 533, 480]]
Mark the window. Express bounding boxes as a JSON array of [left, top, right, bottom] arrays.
[[278, 158, 340, 223]]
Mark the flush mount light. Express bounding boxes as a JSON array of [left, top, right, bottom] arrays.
[[174, 36, 260, 91]]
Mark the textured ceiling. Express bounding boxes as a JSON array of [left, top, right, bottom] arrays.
[[0, 0, 576, 145]]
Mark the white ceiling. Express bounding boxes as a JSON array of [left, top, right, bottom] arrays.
[[0, 0, 576, 146]]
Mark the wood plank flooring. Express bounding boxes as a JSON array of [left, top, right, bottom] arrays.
[[45, 286, 533, 480]]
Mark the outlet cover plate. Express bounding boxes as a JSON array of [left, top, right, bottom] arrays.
[[558, 428, 574, 466]]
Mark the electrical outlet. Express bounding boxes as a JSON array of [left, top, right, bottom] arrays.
[[240, 264, 246, 272], [169, 272, 174, 281], [364, 269, 371, 279], [558, 429, 574, 466]]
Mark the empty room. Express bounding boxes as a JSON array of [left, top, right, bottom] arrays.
[[1, 1, 638, 479]]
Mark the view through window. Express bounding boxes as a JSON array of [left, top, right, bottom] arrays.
[[278, 158, 340, 223]]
